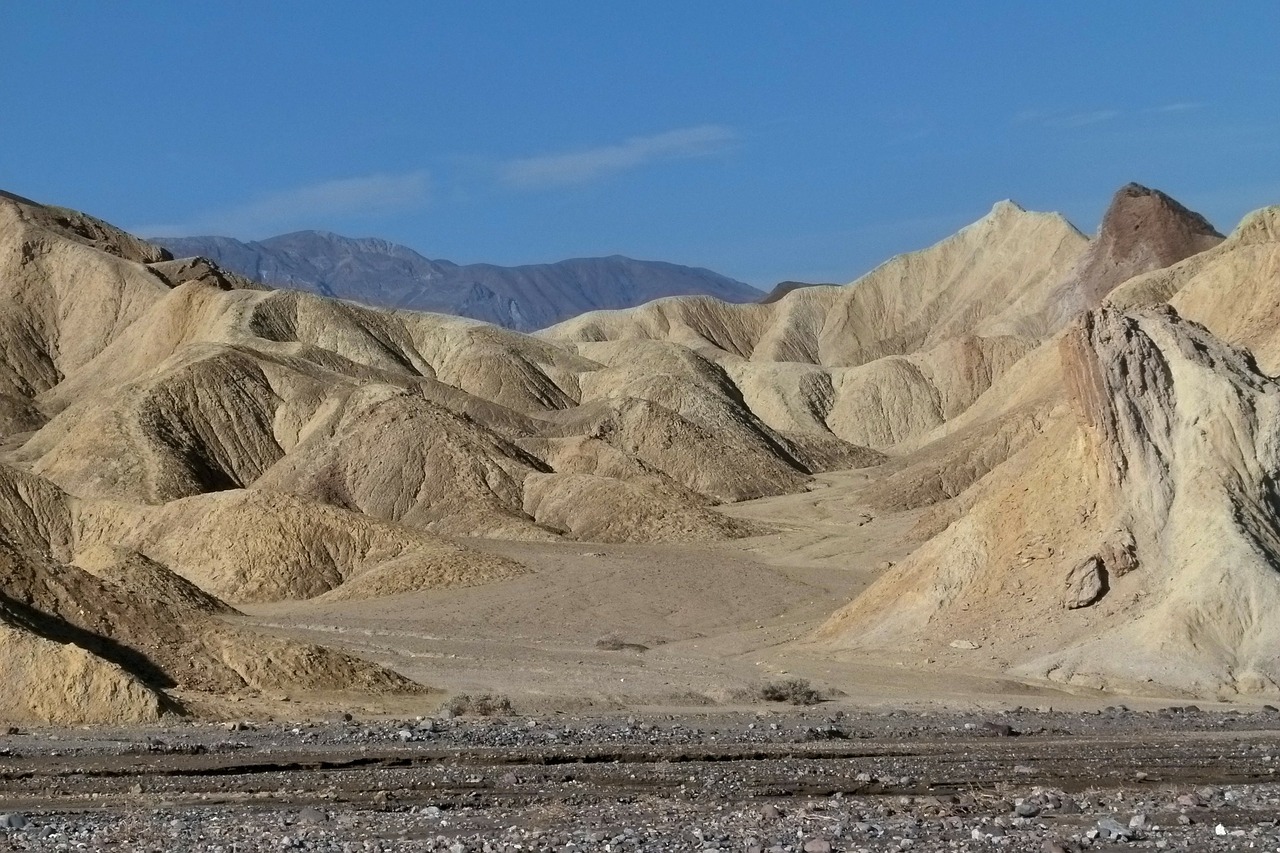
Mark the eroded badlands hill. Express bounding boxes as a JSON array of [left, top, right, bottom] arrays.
[[0, 188, 870, 720], [0, 181, 1271, 720], [820, 202, 1280, 698]]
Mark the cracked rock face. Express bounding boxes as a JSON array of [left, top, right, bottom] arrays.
[[825, 296, 1280, 696]]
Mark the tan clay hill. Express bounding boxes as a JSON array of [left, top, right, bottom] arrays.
[[0, 181, 1274, 722]]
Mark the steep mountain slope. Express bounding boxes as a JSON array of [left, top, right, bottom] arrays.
[[153, 231, 762, 330], [820, 207, 1280, 697]]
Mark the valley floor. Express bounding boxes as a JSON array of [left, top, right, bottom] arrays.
[[230, 470, 1258, 719]]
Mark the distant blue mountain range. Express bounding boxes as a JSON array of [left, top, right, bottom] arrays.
[[153, 231, 762, 331]]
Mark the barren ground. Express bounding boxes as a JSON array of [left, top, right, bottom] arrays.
[[11, 470, 1280, 852], [1, 708, 1279, 851], [236, 470, 1255, 718]]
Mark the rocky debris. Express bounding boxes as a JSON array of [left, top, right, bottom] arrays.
[[0, 707, 1273, 850]]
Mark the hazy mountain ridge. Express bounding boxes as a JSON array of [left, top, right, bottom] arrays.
[[153, 231, 762, 331]]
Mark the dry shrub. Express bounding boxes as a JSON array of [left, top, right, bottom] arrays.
[[446, 693, 514, 717], [759, 678, 822, 706]]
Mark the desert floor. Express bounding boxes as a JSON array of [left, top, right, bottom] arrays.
[[229, 470, 1248, 722]]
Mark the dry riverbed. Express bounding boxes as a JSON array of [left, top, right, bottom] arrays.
[[1, 705, 1279, 851]]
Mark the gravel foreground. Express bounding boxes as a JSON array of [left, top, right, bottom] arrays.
[[0, 705, 1278, 852]]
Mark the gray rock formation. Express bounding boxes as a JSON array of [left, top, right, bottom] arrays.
[[1065, 557, 1107, 609]]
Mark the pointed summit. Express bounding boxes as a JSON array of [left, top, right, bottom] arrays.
[[1102, 182, 1221, 250], [1048, 183, 1223, 322]]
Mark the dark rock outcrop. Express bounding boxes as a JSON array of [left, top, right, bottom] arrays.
[[1050, 183, 1223, 323]]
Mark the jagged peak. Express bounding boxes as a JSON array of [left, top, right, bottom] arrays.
[[981, 199, 1084, 234], [989, 199, 1027, 216]]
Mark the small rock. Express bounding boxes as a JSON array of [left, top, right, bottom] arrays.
[[297, 807, 326, 824], [1129, 813, 1148, 830], [1097, 816, 1133, 840], [949, 640, 980, 650], [1065, 556, 1107, 609], [802, 840, 832, 853], [1100, 533, 1138, 577], [0, 814, 25, 831], [1015, 801, 1041, 818]]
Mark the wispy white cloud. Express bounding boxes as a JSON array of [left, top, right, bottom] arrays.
[[1045, 109, 1120, 128], [1015, 108, 1122, 129], [137, 171, 430, 237], [500, 125, 736, 190], [1143, 101, 1204, 114], [1015, 102, 1204, 130]]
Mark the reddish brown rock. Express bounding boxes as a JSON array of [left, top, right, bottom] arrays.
[[1051, 183, 1223, 321]]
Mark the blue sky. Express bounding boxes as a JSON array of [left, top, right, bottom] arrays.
[[4, 3, 1278, 286]]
